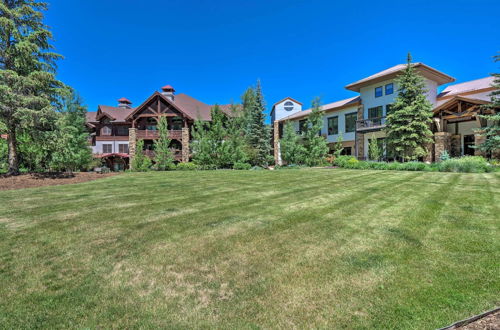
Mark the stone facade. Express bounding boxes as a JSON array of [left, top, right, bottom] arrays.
[[434, 132, 451, 161], [273, 121, 282, 166], [128, 128, 137, 160], [356, 105, 364, 159], [423, 141, 434, 163], [181, 127, 190, 163]]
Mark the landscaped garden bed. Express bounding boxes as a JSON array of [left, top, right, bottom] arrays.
[[0, 172, 118, 191]]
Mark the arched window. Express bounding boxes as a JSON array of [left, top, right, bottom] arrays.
[[284, 101, 294, 111]]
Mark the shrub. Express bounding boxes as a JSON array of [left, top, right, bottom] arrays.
[[399, 161, 432, 171], [333, 155, 357, 167], [196, 164, 217, 170], [233, 162, 252, 170], [438, 156, 492, 173], [440, 150, 451, 161], [176, 162, 198, 171]]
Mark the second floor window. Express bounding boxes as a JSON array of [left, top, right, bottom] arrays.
[[116, 126, 129, 136], [101, 126, 112, 136], [375, 86, 383, 98], [368, 106, 383, 119], [327, 116, 338, 135], [102, 144, 112, 153], [284, 101, 294, 111], [385, 83, 394, 95], [345, 113, 357, 133]]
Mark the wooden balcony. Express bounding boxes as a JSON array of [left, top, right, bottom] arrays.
[[136, 129, 183, 140], [356, 117, 386, 132]]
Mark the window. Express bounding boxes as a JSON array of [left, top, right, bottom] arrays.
[[368, 106, 383, 119], [385, 83, 394, 95], [327, 116, 338, 135], [101, 126, 112, 136], [116, 126, 129, 136], [118, 144, 129, 154], [375, 86, 383, 98], [146, 118, 157, 131], [284, 101, 294, 111], [171, 117, 183, 130], [345, 113, 357, 133], [299, 119, 307, 133], [102, 144, 112, 153], [341, 147, 352, 156]]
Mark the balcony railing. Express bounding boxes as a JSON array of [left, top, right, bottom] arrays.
[[136, 129, 183, 140], [356, 117, 386, 131]]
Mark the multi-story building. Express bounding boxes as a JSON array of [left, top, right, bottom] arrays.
[[86, 85, 234, 170], [271, 63, 498, 163]]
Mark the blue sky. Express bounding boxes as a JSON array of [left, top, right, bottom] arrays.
[[45, 0, 499, 119]]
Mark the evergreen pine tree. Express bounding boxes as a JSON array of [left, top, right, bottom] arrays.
[[50, 89, 92, 173], [0, 0, 63, 175], [368, 134, 381, 161], [476, 54, 500, 156], [280, 121, 305, 165], [246, 81, 271, 167], [153, 116, 175, 170], [131, 139, 151, 171], [385, 53, 433, 161], [303, 98, 328, 166], [225, 104, 249, 166]]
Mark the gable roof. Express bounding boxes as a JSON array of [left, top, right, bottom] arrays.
[[345, 63, 455, 92], [279, 96, 360, 121], [272, 97, 303, 108], [96, 106, 135, 122]]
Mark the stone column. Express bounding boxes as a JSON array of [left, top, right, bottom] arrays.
[[181, 127, 190, 163], [450, 135, 461, 157], [434, 132, 451, 161], [474, 133, 486, 157], [128, 128, 137, 159], [273, 121, 282, 166], [423, 141, 434, 163], [355, 105, 364, 159]]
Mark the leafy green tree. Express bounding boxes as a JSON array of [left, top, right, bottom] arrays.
[[280, 121, 305, 165], [331, 131, 344, 158], [368, 134, 381, 161], [153, 116, 175, 170], [245, 81, 271, 167], [49, 89, 92, 173], [385, 53, 433, 161], [303, 98, 328, 166], [476, 54, 500, 156], [0, 0, 63, 175], [131, 139, 151, 171]]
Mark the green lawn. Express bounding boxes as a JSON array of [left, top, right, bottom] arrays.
[[0, 169, 499, 329]]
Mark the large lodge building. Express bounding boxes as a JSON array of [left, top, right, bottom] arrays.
[[85, 85, 234, 170]]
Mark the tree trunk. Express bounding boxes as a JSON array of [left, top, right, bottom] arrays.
[[7, 129, 19, 175]]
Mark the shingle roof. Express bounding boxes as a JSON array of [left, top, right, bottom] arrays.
[[345, 63, 455, 91], [97, 106, 136, 122], [279, 96, 360, 121], [437, 76, 494, 99]]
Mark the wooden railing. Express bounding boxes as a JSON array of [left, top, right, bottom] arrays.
[[136, 129, 183, 140], [356, 117, 386, 131]]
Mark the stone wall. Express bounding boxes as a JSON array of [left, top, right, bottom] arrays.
[[450, 135, 461, 157], [181, 127, 190, 163], [356, 105, 364, 159]]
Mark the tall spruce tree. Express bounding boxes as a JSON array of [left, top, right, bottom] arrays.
[[303, 98, 328, 166], [476, 54, 500, 156], [246, 80, 271, 167], [153, 116, 175, 170], [50, 89, 92, 173], [225, 104, 249, 165], [0, 0, 63, 175], [280, 121, 305, 165], [385, 53, 433, 161]]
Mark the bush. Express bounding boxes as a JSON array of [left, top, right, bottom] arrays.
[[196, 164, 217, 170], [176, 162, 198, 171], [399, 161, 432, 171], [333, 155, 357, 167], [250, 166, 264, 171], [438, 156, 492, 173], [233, 162, 252, 170]]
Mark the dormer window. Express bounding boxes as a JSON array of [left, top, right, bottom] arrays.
[[375, 86, 383, 98], [284, 101, 294, 111]]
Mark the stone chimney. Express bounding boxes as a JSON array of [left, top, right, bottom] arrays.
[[161, 85, 175, 101], [117, 97, 132, 109]]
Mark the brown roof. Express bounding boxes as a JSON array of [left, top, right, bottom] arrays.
[[97, 106, 136, 122], [279, 96, 360, 121], [345, 63, 455, 92], [272, 97, 303, 108]]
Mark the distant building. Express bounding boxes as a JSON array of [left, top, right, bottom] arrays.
[[272, 63, 498, 163]]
